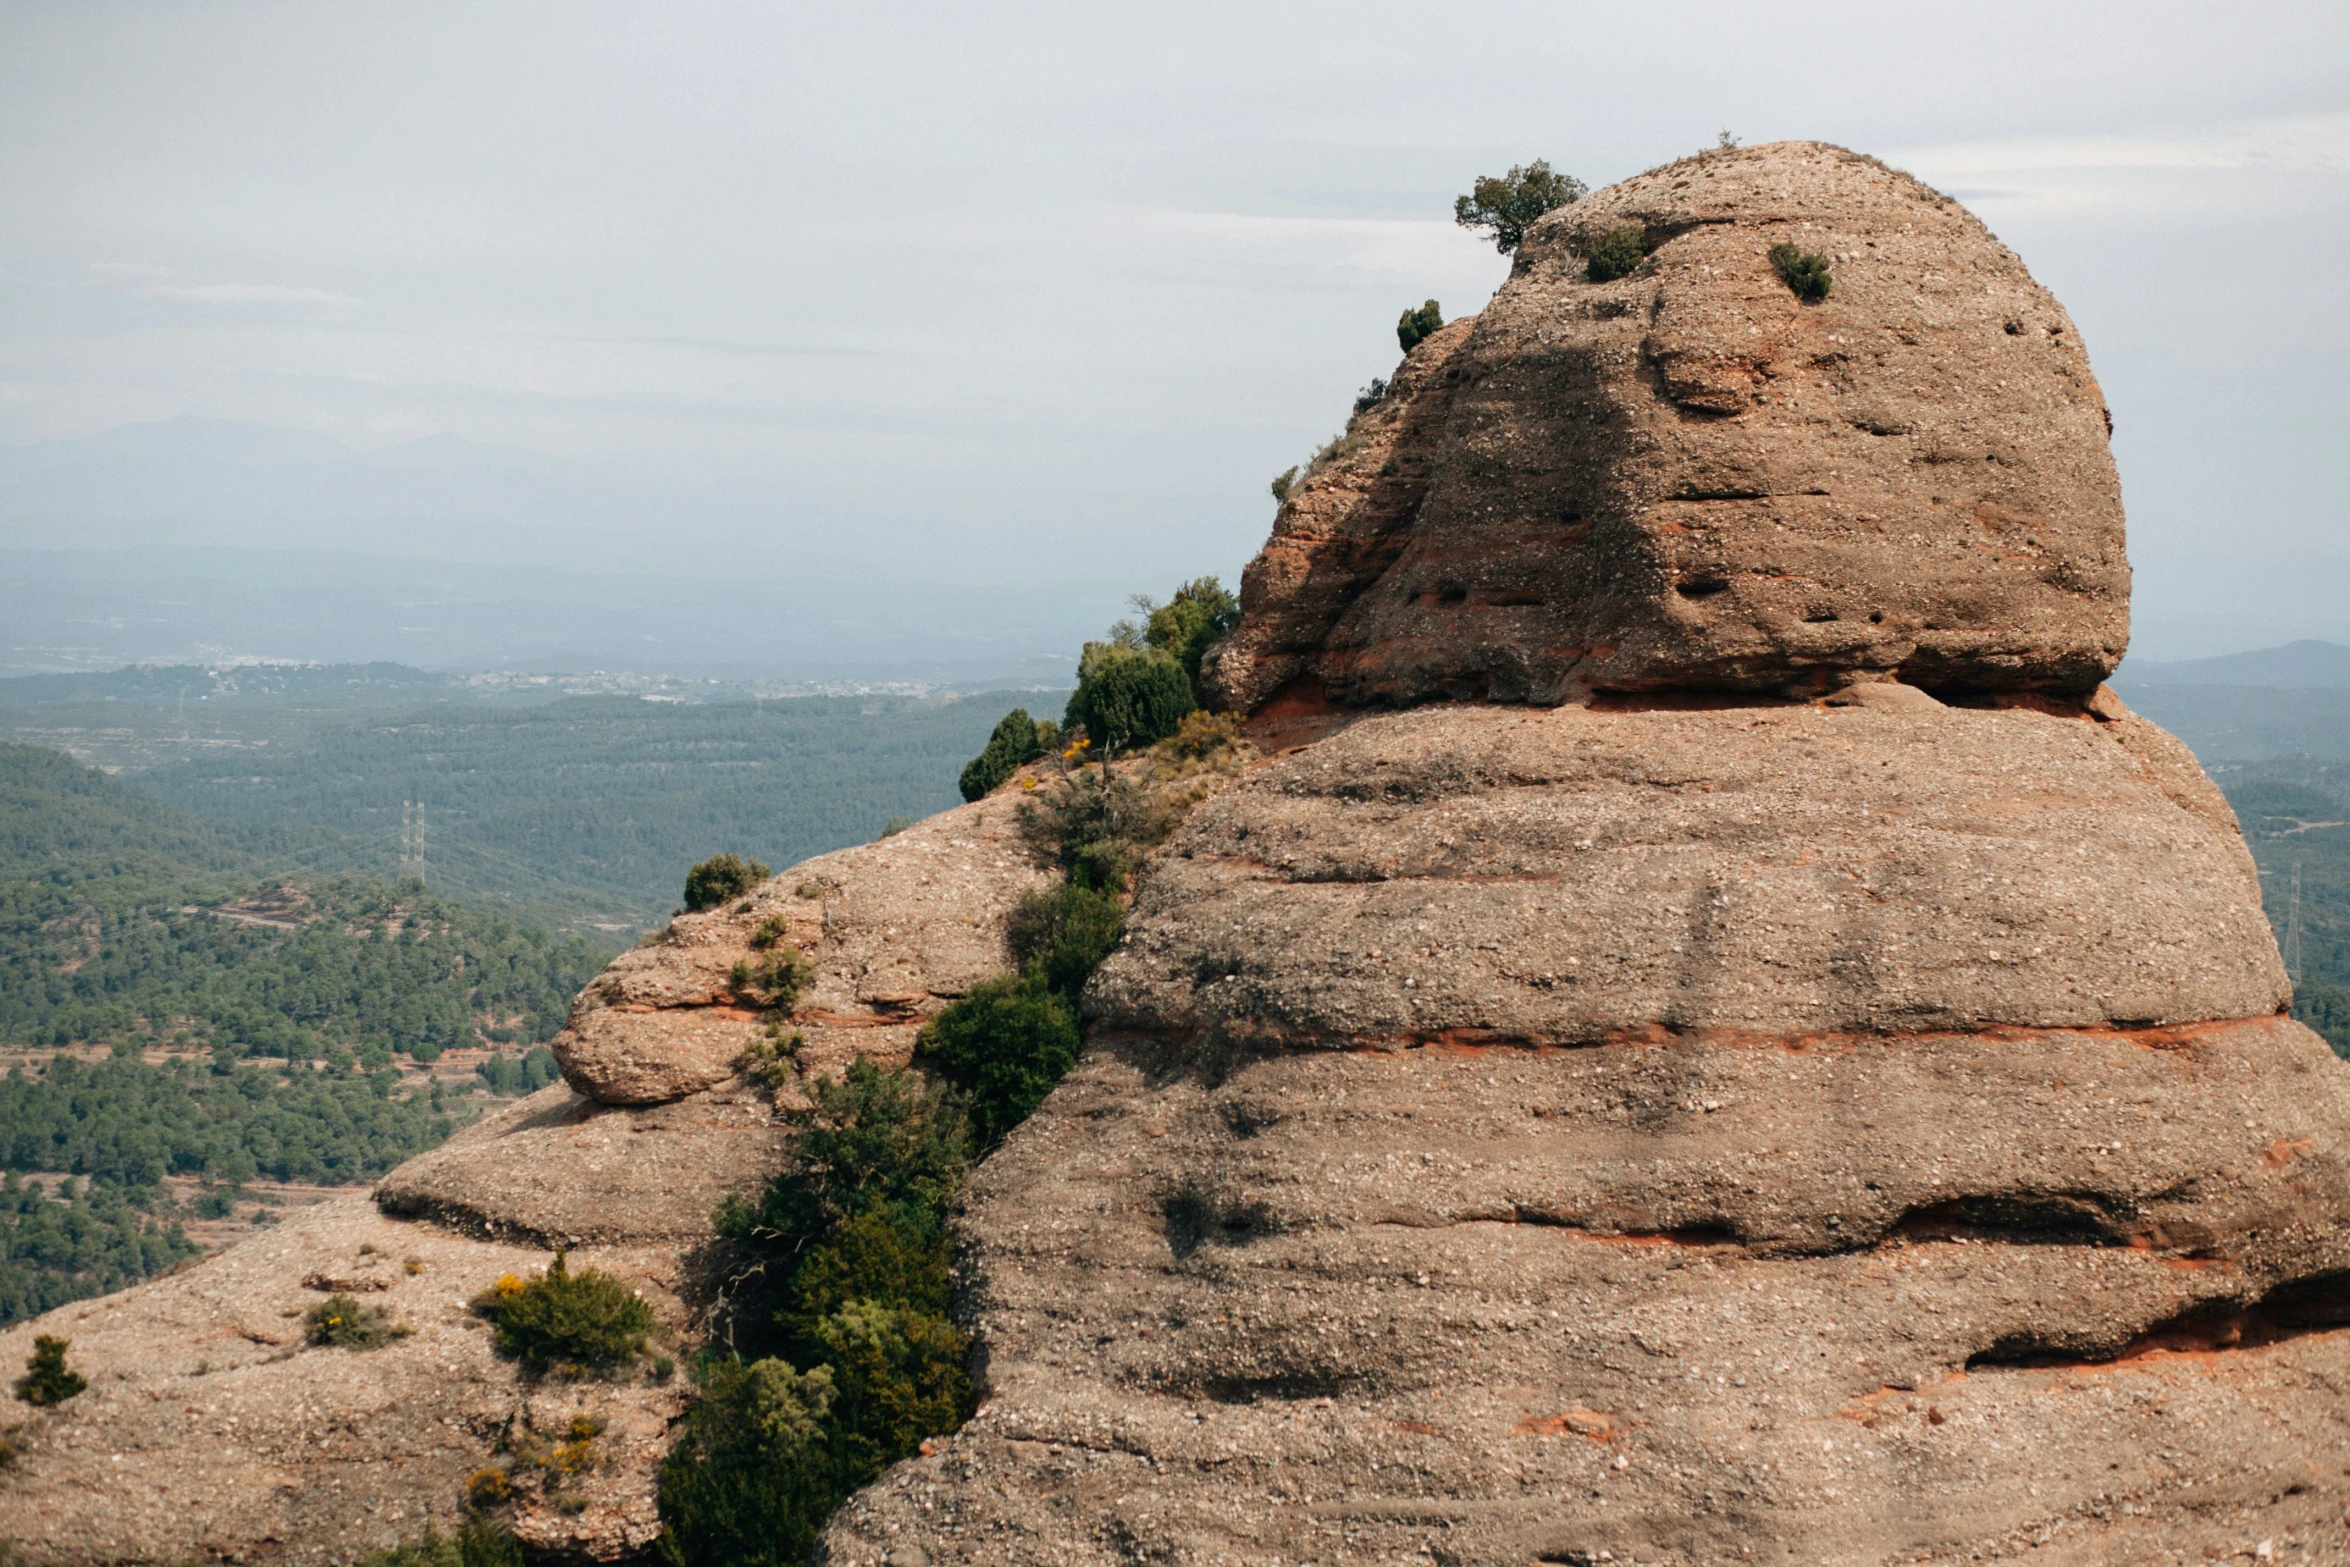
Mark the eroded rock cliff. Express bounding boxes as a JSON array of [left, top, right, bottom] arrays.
[[823, 146, 2350, 1567], [5, 139, 2343, 1567], [1206, 141, 2128, 711]]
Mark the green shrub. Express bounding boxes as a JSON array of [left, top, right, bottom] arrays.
[[1006, 882, 1124, 1001], [1353, 377, 1389, 415], [1018, 765, 1178, 893], [1143, 577, 1240, 706], [14, 1335, 84, 1406], [1585, 225, 1648, 282], [918, 970, 1081, 1148], [1064, 645, 1195, 756], [1454, 160, 1586, 254], [958, 708, 1052, 803], [656, 1358, 845, 1567], [804, 1299, 971, 1481], [1154, 709, 1246, 767], [356, 1519, 521, 1567], [1768, 241, 1832, 302], [683, 854, 770, 913], [734, 1022, 803, 1091], [776, 1206, 954, 1347], [1269, 465, 1299, 505], [721, 1060, 973, 1273], [728, 947, 813, 1011], [748, 915, 788, 950], [305, 1292, 403, 1350], [1396, 298, 1443, 353], [478, 1252, 655, 1374]]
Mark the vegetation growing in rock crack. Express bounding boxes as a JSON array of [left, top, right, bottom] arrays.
[[1396, 298, 1443, 353], [1585, 224, 1650, 282], [1454, 159, 1585, 253], [1353, 377, 1389, 414], [474, 1251, 655, 1375], [14, 1334, 84, 1406], [663, 1059, 976, 1566], [1006, 879, 1125, 1000], [957, 708, 1056, 802], [306, 1292, 406, 1350], [682, 853, 770, 913], [730, 946, 813, 1011], [1018, 762, 1178, 893], [656, 591, 1254, 1563], [1269, 465, 1298, 505], [918, 970, 1081, 1148], [1768, 241, 1833, 302]]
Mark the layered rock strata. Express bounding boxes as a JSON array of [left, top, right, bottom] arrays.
[[825, 699, 2350, 1567], [0, 794, 1043, 1564], [1206, 141, 2128, 710], [553, 793, 1050, 1106], [823, 147, 2350, 1565]]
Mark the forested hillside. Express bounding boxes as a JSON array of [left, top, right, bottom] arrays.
[[0, 743, 605, 1060], [0, 743, 602, 1323], [4, 681, 1038, 931], [2216, 765, 2350, 1055]]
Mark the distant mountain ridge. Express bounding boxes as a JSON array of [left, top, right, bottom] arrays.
[[0, 416, 1244, 682], [2121, 639, 2350, 689]]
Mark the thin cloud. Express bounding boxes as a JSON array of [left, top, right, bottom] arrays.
[[152, 283, 359, 307]]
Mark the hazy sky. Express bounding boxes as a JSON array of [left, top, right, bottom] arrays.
[[3, 1, 2346, 655]]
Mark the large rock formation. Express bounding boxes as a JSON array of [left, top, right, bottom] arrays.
[[7, 140, 2345, 1567], [0, 794, 1043, 1564], [822, 146, 2350, 1566], [1206, 141, 2127, 711]]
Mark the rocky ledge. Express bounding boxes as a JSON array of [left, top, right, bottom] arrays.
[[0, 793, 1045, 1564]]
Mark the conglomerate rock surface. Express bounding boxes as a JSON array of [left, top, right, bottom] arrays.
[[822, 148, 2350, 1565], [553, 793, 1051, 1105], [1205, 141, 2128, 711], [0, 794, 1044, 1565], [823, 700, 2350, 1567]]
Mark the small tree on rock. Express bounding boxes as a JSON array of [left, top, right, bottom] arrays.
[[1768, 242, 1832, 302], [15, 1335, 84, 1406], [1454, 161, 1586, 254], [958, 708, 1050, 802], [1396, 299, 1443, 352], [1142, 576, 1240, 707], [684, 853, 771, 912], [1064, 645, 1195, 756]]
